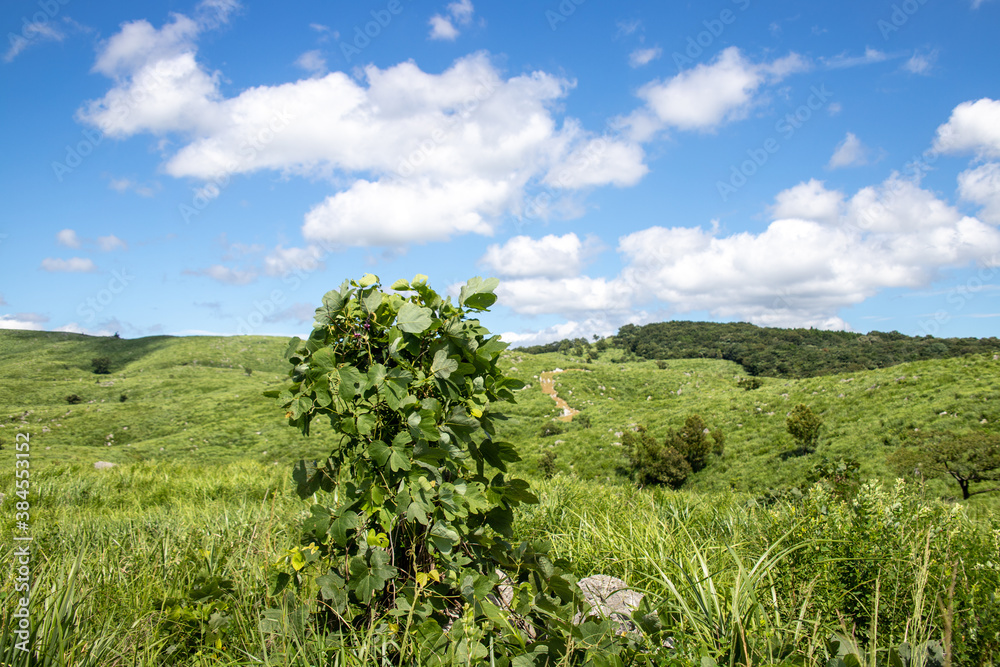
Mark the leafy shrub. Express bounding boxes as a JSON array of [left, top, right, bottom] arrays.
[[266, 275, 616, 662], [65, 394, 83, 405], [91, 357, 112, 374], [737, 376, 763, 390], [623, 426, 691, 488], [119, 393, 128, 403]]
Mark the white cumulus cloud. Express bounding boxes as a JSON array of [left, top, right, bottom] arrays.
[[480, 233, 594, 279], [933, 98, 1000, 158], [958, 162, 1000, 224], [78, 14, 646, 248], [622, 47, 808, 139]]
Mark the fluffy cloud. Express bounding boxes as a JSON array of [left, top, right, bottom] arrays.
[[497, 276, 634, 316], [57, 229, 81, 248], [41, 257, 96, 272], [295, 50, 327, 76], [480, 233, 593, 278], [770, 179, 844, 224], [0, 313, 48, 330], [629, 47, 662, 68], [429, 0, 475, 40], [623, 47, 807, 139], [500, 174, 1000, 331], [933, 98, 1000, 158], [79, 12, 645, 247], [617, 176, 1000, 327], [303, 177, 508, 246], [828, 132, 870, 168], [959, 162, 1000, 224]]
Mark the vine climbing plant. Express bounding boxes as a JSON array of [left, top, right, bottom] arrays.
[[265, 274, 610, 663]]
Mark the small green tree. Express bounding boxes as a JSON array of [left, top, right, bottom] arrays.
[[671, 414, 711, 472], [622, 426, 691, 488], [786, 403, 822, 455], [91, 357, 112, 374], [890, 431, 1000, 500]]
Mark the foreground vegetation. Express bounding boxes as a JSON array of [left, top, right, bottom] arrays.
[[1, 462, 998, 665]]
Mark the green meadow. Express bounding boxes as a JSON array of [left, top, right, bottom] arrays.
[[1, 329, 999, 665]]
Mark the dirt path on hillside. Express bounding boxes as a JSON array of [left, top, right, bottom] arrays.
[[540, 369, 586, 422]]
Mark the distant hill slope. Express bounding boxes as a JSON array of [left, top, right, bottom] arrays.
[[3, 329, 998, 503], [0, 330, 333, 467], [522, 321, 1000, 378]]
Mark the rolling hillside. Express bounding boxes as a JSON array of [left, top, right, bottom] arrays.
[[2, 328, 998, 502]]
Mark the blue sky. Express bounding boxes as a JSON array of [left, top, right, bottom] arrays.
[[2, 0, 1000, 345]]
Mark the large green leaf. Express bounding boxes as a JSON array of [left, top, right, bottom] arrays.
[[316, 570, 348, 613], [430, 349, 459, 379], [337, 366, 365, 401], [459, 276, 500, 310], [330, 511, 360, 547], [396, 302, 433, 334], [429, 521, 460, 554], [348, 550, 395, 601]]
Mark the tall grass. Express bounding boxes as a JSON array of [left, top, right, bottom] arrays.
[[2, 463, 998, 664]]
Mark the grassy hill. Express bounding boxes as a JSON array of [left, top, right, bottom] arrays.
[[0, 329, 334, 467], [2, 328, 998, 503], [2, 328, 1000, 664]]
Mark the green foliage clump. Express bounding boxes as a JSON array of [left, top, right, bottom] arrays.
[[91, 356, 112, 374], [624, 415, 725, 487], [737, 376, 763, 390], [623, 425, 692, 488], [537, 450, 558, 479], [266, 274, 632, 663], [786, 403, 822, 455], [670, 414, 712, 473], [65, 393, 83, 405]]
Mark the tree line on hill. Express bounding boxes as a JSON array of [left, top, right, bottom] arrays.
[[519, 321, 1000, 378]]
